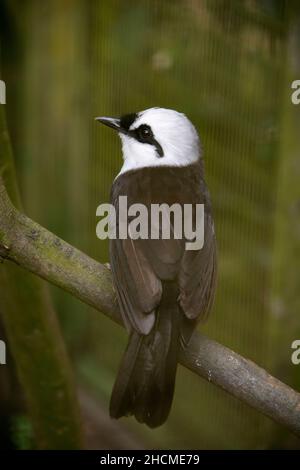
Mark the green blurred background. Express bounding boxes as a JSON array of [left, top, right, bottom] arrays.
[[0, 0, 300, 449]]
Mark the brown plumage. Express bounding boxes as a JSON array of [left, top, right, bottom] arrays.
[[109, 161, 217, 427]]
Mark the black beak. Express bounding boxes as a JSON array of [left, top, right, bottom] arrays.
[[95, 116, 122, 132]]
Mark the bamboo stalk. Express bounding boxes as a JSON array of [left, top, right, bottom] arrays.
[[0, 106, 83, 449]]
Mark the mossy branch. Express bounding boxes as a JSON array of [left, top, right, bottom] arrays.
[[0, 177, 300, 438]]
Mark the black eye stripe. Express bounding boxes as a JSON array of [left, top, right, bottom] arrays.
[[119, 114, 164, 158], [120, 113, 138, 131], [153, 140, 164, 158], [131, 124, 164, 158], [135, 124, 153, 141]]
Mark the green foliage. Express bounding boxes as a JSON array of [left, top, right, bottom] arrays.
[[10, 415, 33, 450]]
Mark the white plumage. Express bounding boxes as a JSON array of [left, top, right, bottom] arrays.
[[118, 107, 200, 176]]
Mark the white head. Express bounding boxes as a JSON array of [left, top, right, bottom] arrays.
[[96, 107, 201, 177]]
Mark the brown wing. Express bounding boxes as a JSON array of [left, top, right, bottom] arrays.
[[110, 197, 184, 335], [110, 163, 216, 335], [110, 237, 162, 335], [110, 234, 185, 335], [178, 210, 217, 323]]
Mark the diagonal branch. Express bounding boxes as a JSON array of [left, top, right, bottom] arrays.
[[0, 177, 300, 438]]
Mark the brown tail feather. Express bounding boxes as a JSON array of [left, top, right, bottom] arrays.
[[109, 283, 181, 428]]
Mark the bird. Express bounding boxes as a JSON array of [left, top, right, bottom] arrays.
[[96, 107, 217, 428]]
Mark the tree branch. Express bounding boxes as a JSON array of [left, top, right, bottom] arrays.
[[0, 178, 300, 438]]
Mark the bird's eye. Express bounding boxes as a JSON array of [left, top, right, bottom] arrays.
[[134, 123, 164, 157], [138, 125, 153, 140]]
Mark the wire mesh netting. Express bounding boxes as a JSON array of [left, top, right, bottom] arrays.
[[1, 0, 300, 449]]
